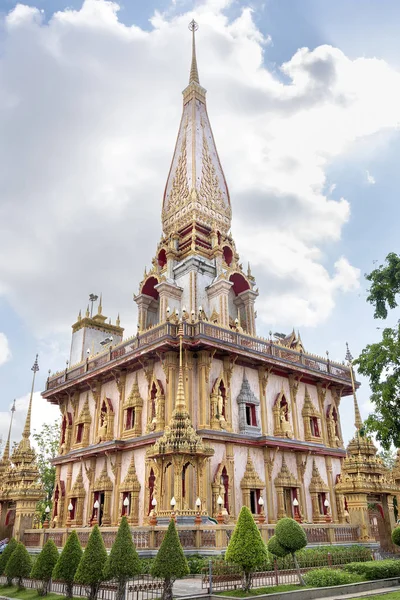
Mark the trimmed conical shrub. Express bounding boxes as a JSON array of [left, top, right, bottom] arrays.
[[74, 525, 107, 600], [5, 542, 32, 589], [104, 517, 141, 600], [225, 506, 268, 591], [151, 520, 189, 600], [0, 537, 17, 583], [53, 530, 83, 599], [31, 539, 59, 595]]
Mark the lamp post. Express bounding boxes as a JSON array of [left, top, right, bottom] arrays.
[[149, 497, 158, 526], [293, 497, 302, 523], [216, 495, 224, 525], [195, 497, 202, 526], [258, 497, 266, 525], [43, 505, 51, 529], [170, 496, 177, 522], [92, 499, 100, 526], [324, 498, 332, 522]]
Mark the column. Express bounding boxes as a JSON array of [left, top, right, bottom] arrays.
[[258, 367, 271, 435], [263, 448, 275, 523], [238, 289, 258, 336], [325, 456, 338, 522], [296, 453, 308, 522], [112, 453, 122, 526], [317, 383, 329, 446], [288, 375, 300, 439], [198, 350, 214, 428], [164, 351, 178, 423]]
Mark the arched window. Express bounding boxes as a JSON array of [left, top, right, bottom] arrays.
[[223, 246, 233, 266], [158, 249, 167, 268], [148, 469, 155, 515], [221, 467, 229, 513], [150, 383, 157, 420], [218, 381, 226, 419], [61, 417, 66, 446]]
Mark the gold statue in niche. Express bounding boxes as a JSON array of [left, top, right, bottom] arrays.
[[280, 404, 293, 438], [97, 408, 108, 443]]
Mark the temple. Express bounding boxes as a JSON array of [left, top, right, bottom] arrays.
[[1, 22, 399, 552]]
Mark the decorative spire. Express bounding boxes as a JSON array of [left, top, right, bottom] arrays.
[[98, 293, 103, 315], [188, 19, 200, 84], [346, 343, 363, 430], [116, 313, 120, 327], [175, 321, 187, 413], [22, 355, 39, 441], [2, 399, 16, 460]]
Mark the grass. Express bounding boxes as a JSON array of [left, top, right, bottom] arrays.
[[356, 595, 400, 600], [0, 585, 81, 600], [215, 584, 306, 596]]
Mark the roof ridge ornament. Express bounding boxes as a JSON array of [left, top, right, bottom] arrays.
[[188, 19, 200, 84]]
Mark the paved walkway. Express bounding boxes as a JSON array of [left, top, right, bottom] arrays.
[[172, 581, 400, 599], [173, 577, 206, 597]]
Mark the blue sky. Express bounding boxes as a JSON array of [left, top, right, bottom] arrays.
[[0, 0, 399, 445]]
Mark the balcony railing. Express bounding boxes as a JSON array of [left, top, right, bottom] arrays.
[[46, 320, 352, 392], [22, 522, 360, 550]]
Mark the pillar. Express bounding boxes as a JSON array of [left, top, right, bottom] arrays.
[[317, 383, 328, 446], [263, 448, 275, 523], [198, 350, 214, 429], [258, 367, 271, 436], [288, 375, 300, 439], [112, 453, 122, 526], [325, 456, 338, 522]]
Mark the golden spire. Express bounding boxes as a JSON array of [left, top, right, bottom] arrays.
[[116, 313, 120, 327], [346, 342, 363, 430], [188, 20, 200, 84], [175, 321, 187, 412], [3, 399, 16, 460], [98, 293, 103, 315], [22, 355, 39, 442]]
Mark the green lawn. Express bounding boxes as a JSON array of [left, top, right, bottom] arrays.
[[0, 585, 81, 600], [356, 594, 400, 600], [215, 584, 306, 596]]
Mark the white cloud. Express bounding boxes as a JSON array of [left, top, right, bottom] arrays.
[[0, 333, 11, 366], [0, 392, 60, 449], [0, 0, 399, 337], [366, 169, 376, 184]]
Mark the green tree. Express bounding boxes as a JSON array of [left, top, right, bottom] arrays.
[[271, 518, 307, 585], [5, 542, 32, 589], [151, 520, 189, 600], [74, 525, 107, 600], [267, 535, 290, 558], [378, 447, 397, 470], [225, 506, 268, 591], [31, 539, 59, 595], [103, 517, 141, 600], [33, 419, 61, 522], [53, 530, 83, 599], [392, 526, 400, 548], [0, 537, 18, 584], [356, 253, 400, 448]]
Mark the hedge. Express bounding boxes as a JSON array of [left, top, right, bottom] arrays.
[[304, 568, 363, 587], [343, 560, 400, 580]]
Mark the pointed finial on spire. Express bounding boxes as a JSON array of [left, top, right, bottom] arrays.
[[98, 293, 103, 315], [175, 320, 187, 412], [188, 19, 200, 84], [116, 313, 120, 327], [3, 399, 16, 460], [86, 305, 90, 318], [77, 309, 82, 322], [22, 355, 39, 441], [345, 342, 363, 430]]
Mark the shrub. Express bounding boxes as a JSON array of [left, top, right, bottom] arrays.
[[139, 558, 154, 574], [225, 506, 268, 592], [343, 560, 400, 580], [304, 568, 363, 587], [74, 525, 107, 600], [0, 537, 17, 583], [187, 554, 207, 575], [31, 539, 59, 595], [103, 517, 141, 600], [5, 542, 32, 589], [151, 520, 189, 600], [392, 527, 400, 547], [274, 518, 307, 585], [53, 530, 83, 599], [267, 536, 289, 559]]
